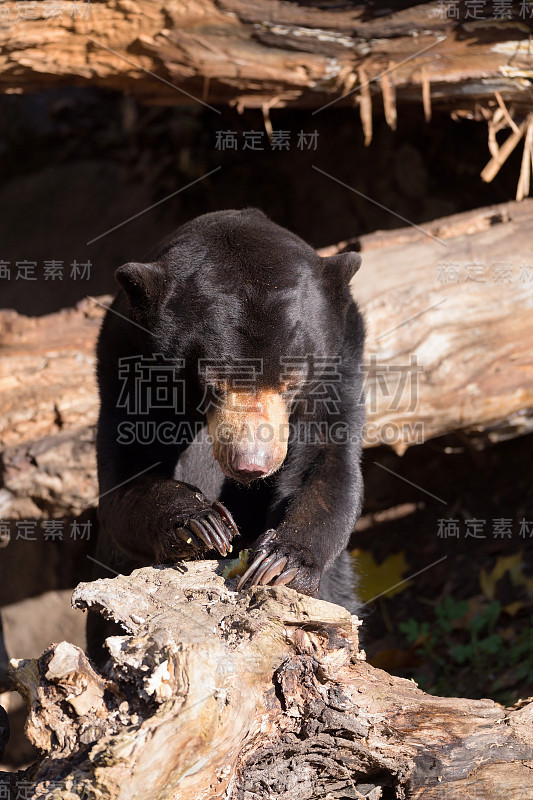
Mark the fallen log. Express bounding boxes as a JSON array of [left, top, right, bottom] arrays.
[[1, 200, 532, 518], [327, 198, 533, 453], [0, 0, 532, 118], [3, 562, 533, 799], [0, 298, 103, 520]]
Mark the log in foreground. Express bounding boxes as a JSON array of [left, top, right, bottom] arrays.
[[4, 562, 533, 799], [1, 200, 532, 519], [1, 1, 532, 117]]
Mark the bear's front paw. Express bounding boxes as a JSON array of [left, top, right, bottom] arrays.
[[237, 530, 320, 595], [173, 501, 239, 558]]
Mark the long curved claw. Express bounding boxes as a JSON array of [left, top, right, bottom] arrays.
[[207, 513, 232, 555], [237, 551, 268, 590], [212, 501, 239, 538], [188, 518, 215, 550], [255, 530, 275, 549], [273, 567, 299, 586], [176, 527, 202, 550], [257, 556, 288, 585], [249, 553, 280, 586], [203, 514, 228, 556]]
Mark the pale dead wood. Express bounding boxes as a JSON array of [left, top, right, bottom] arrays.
[[0, 1, 532, 115], [481, 117, 528, 183], [0, 297, 105, 519], [323, 199, 533, 454], [494, 91, 520, 135], [421, 68, 431, 124], [517, 116, 533, 201], [358, 66, 373, 146], [380, 65, 397, 131], [3, 562, 533, 799]]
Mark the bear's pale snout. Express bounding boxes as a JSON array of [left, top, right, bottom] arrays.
[[207, 388, 290, 483]]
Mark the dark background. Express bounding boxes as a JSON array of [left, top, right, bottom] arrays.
[[0, 89, 520, 315]]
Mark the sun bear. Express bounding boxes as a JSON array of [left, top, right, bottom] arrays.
[[88, 208, 365, 660]]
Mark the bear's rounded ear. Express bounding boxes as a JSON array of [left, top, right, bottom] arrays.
[[321, 251, 362, 284], [115, 262, 165, 307]]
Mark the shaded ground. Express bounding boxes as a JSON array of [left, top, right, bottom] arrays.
[[354, 432, 533, 706]]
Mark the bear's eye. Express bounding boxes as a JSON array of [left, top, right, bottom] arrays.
[[209, 383, 226, 400], [282, 386, 300, 406]]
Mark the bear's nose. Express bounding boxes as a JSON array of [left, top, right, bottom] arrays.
[[229, 449, 274, 482]]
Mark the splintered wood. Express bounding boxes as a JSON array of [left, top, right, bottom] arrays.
[[0, 2, 532, 114], [481, 92, 533, 201], [5, 562, 533, 799]]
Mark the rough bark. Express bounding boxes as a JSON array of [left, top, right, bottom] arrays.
[[336, 198, 533, 453], [1, 200, 533, 519], [0, 1, 532, 115], [3, 561, 533, 799], [0, 297, 103, 519]]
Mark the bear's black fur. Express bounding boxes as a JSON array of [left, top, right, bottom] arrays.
[[89, 209, 365, 660]]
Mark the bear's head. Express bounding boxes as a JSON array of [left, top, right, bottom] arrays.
[[115, 209, 361, 484]]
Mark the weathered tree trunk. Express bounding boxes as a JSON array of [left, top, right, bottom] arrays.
[[3, 562, 533, 799], [1, 200, 532, 519], [332, 198, 533, 453], [0, 298, 102, 519], [0, 1, 532, 115]]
